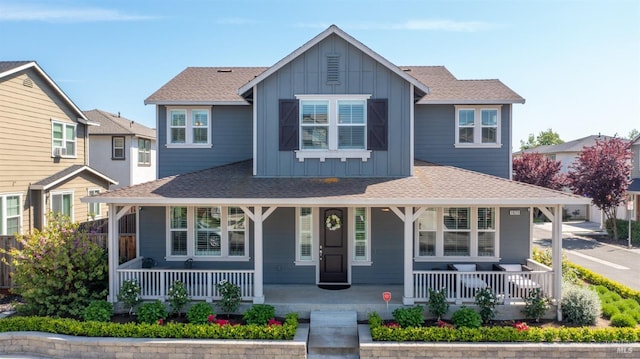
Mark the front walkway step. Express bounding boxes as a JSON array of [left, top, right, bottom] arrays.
[[308, 311, 359, 358]]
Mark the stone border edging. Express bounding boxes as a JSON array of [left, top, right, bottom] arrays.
[[0, 324, 309, 359], [357, 325, 639, 359]]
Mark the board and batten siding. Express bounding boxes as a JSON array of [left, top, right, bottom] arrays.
[[0, 68, 90, 233], [413, 104, 512, 179], [157, 105, 253, 178], [255, 34, 412, 177]]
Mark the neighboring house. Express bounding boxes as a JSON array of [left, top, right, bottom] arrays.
[[629, 135, 640, 222], [85, 109, 157, 193], [0, 61, 117, 235], [517, 135, 632, 225], [85, 26, 587, 319]]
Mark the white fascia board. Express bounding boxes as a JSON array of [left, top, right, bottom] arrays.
[[143, 100, 251, 106], [81, 196, 591, 206], [417, 99, 526, 105], [237, 25, 430, 96]]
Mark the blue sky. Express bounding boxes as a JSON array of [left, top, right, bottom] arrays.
[[1, 0, 638, 146]]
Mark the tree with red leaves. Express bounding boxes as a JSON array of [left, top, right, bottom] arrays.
[[513, 152, 565, 190], [567, 137, 632, 239]]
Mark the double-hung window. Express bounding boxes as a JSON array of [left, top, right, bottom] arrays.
[[51, 191, 73, 220], [112, 136, 125, 159], [0, 194, 22, 235], [454, 106, 501, 147], [416, 207, 499, 260], [168, 206, 248, 260], [167, 108, 211, 147], [353, 207, 370, 264], [51, 120, 76, 157], [296, 207, 314, 263], [138, 138, 151, 165], [87, 189, 101, 219], [296, 95, 371, 161]]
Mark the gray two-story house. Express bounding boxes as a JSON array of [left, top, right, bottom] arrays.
[[86, 26, 588, 319]]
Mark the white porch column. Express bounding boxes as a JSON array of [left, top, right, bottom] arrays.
[[551, 204, 563, 321], [107, 204, 118, 303], [390, 206, 415, 305], [253, 206, 265, 304]]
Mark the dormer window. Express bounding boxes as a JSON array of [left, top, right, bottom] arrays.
[[454, 106, 502, 148], [166, 107, 211, 148]]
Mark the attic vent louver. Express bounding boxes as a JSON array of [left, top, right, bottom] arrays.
[[327, 55, 340, 84], [22, 78, 33, 88], [217, 69, 233, 73]]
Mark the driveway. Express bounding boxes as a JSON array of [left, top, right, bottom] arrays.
[[533, 221, 640, 290]]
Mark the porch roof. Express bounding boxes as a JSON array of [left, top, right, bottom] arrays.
[[83, 161, 589, 206]]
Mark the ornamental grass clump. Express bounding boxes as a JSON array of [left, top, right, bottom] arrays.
[[3, 213, 108, 317]]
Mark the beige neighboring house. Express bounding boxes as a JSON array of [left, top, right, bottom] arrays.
[[0, 61, 117, 235], [517, 134, 635, 225], [85, 109, 156, 192]]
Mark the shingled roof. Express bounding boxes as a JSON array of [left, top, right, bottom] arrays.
[[85, 109, 156, 139], [85, 160, 586, 206]]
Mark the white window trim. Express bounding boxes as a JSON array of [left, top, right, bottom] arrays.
[[295, 94, 371, 162], [295, 207, 316, 265], [165, 206, 250, 261], [112, 136, 125, 160], [351, 207, 372, 266], [165, 107, 212, 148], [87, 188, 102, 219], [138, 138, 151, 166], [50, 190, 74, 222], [0, 193, 22, 235], [454, 105, 502, 148], [51, 119, 77, 158], [414, 207, 500, 262]]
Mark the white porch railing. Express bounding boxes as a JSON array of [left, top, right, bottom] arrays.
[[117, 268, 255, 301], [413, 269, 553, 304]]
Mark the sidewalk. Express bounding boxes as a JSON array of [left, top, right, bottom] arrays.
[[536, 220, 607, 236]]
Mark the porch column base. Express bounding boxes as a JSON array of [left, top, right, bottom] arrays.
[[253, 295, 265, 304], [402, 296, 414, 305]]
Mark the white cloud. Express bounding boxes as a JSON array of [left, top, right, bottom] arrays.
[[0, 3, 158, 22]]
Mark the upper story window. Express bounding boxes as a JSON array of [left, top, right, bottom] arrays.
[[138, 138, 151, 165], [51, 120, 76, 157], [167, 206, 248, 260], [112, 136, 125, 159], [416, 207, 499, 261], [167, 108, 211, 148], [454, 106, 502, 148], [0, 194, 22, 235]]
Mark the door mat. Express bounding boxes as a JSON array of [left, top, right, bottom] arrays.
[[318, 284, 351, 290]]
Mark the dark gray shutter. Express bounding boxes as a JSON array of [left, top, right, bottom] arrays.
[[279, 99, 299, 151], [367, 99, 388, 151]]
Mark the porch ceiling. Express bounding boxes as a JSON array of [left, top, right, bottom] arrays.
[[83, 160, 589, 207]]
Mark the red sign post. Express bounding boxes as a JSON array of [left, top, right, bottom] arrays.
[[382, 291, 391, 312]]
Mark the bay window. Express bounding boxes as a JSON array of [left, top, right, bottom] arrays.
[[167, 206, 248, 260], [454, 106, 501, 147]]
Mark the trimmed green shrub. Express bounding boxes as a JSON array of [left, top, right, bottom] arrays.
[[474, 287, 498, 323], [82, 300, 113, 322], [427, 288, 449, 320], [567, 262, 640, 303], [451, 307, 481, 329], [368, 311, 383, 328], [216, 280, 241, 316], [617, 299, 640, 312], [601, 303, 620, 319], [167, 281, 190, 317], [594, 285, 610, 295], [117, 279, 142, 315], [4, 214, 108, 317], [600, 291, 623, 304], [562, 283, 601, 326], [522, 288, 551, 323], [137, 300, 168, 324], [186, 302, 215, 325], [605, 219, 640, 241], [610, 313, 638, 328], [392, 306, 424, 328], [243, 304, 276, 325], [532, 247, 579, 284]]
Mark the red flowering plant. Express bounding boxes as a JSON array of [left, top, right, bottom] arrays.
[[207, 314, 216, 323], [513, 321, 530, 332], [157, 319, 164, 325], [437, 320, 454, 329], [384, 322, 400, 329], [267, 318, 283, 327]]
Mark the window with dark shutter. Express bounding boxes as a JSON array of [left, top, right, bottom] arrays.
[[367, 99, 388, 151], [279, 99, 299, 151], [327, 55, 340, 84]]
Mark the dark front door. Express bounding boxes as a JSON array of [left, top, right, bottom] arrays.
[[319, 208, 348, 283]]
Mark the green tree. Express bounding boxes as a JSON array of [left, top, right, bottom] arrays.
[[627, 128, 639, 140], [6, 213, 108, 317], [520, 128, 564, 150]]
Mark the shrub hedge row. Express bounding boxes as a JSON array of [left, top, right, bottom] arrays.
[[566, 262, 640, 304], [370, 324, 640, 343], [0, 314, 298, 340]]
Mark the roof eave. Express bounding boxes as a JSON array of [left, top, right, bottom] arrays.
[[33, 166, 118, 191], [417, 99, 526, 105], [144, 100, 251, 106], [237, 25, 430, 97]]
